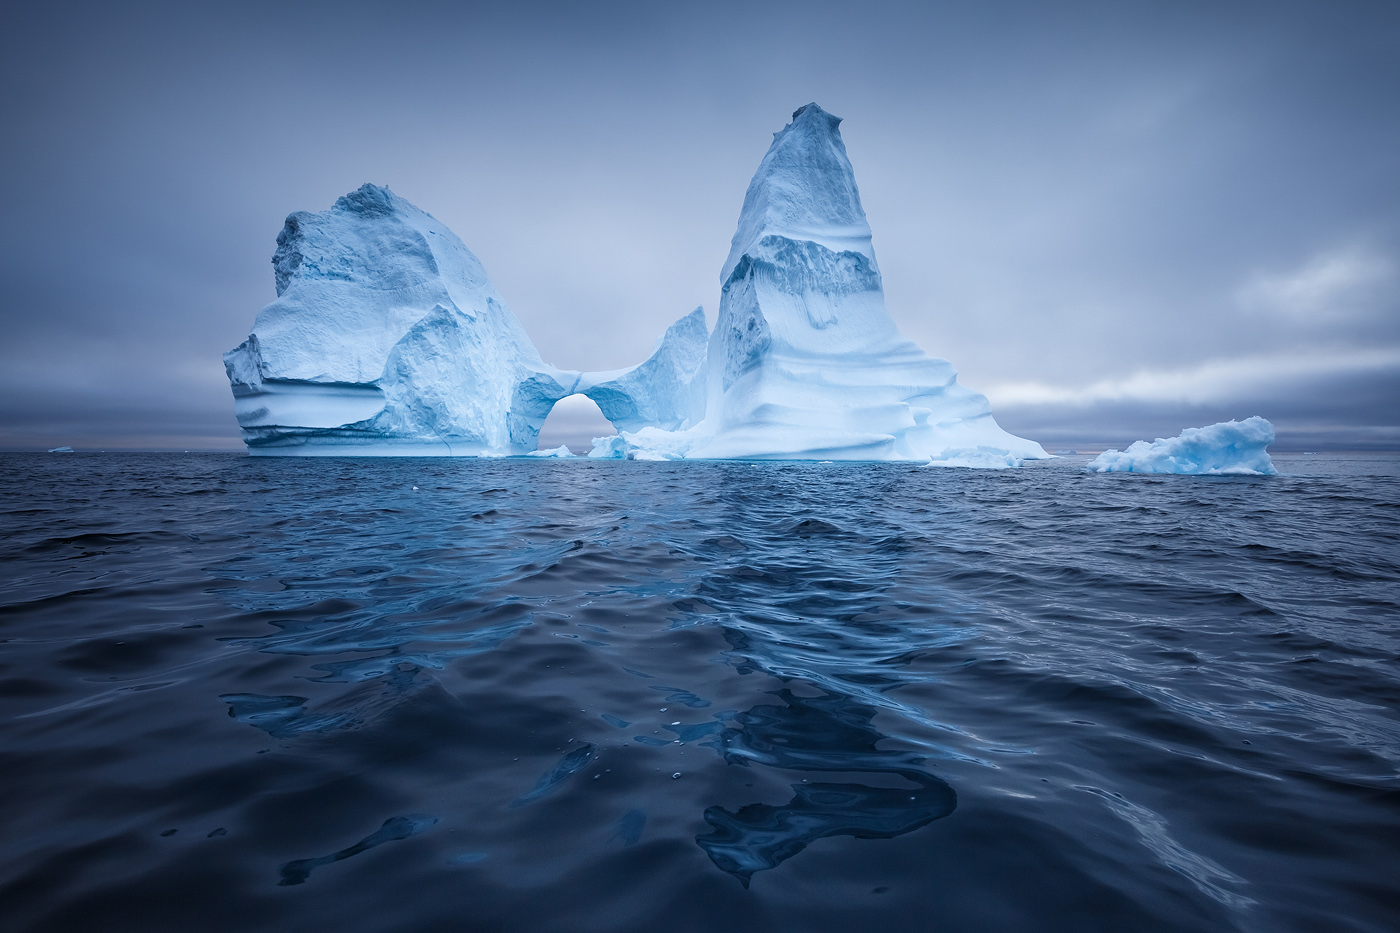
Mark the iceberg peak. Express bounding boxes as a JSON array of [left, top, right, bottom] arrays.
[[334, 182, 401, 217], [723, 102, 872, 284]]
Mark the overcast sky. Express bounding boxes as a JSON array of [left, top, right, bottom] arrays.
[[1, 0, 1396, 451]]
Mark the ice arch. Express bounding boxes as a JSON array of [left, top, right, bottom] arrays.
[[571, 307, 709, 435], [519, 306, 710, 451], [536, 394, 613, 451]]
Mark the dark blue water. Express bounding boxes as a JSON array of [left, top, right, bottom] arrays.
[[1, 452, 1397, 932]]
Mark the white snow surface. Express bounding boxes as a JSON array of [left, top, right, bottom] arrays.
[[608, 103, 1048, 463], [1088, 417, 1278, 475]]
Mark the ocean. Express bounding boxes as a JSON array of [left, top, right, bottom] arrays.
[[1, 452, 1397, 932]]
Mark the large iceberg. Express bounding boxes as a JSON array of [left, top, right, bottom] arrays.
[[224, 184, 581, 455], [225, 106, 1045, 463], [596, 104, 1047, 463], [1088, 417, 1278, 475]]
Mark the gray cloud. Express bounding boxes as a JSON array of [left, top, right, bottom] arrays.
[[1, 0, 1396, 450]]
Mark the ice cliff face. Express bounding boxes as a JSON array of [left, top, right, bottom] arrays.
[[224, 184, 579, 455], [608, 103, 1047, 463]]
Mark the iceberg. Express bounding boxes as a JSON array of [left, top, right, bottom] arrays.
[[224, 106, 1045, 463], [599, 104, 1047, 464], [224, 184, 580, 456], [1088, 417, 1278, 475], [525, 444, 576, 458]]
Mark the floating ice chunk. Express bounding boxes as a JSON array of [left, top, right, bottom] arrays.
[[588, 435, 630, 459], [926, 447, 1024, 469], [1089, 417, 1278, 475], [524, 445, 576, 458]]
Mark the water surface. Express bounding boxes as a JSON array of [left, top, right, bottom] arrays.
[[1, 453, 1397, 932]]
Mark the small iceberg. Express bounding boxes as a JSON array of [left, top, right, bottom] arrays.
[[524, 445, 576, 458], [1088, 417, 1277, 475], [588, 435, 630, 459], [925, 447, 1024, 470], [47, 446, 74, 453]]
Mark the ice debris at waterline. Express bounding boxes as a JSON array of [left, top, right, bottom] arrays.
[[1088, 417, 1278, 475], [224, 105, 1045, 464], [524, 445, 576, 459], [593, 104, 1046, 464]]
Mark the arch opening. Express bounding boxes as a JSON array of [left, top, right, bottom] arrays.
[[536, 393, 616, 454]]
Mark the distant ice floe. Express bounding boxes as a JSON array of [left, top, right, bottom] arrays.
[[924, 447, 1025, 470], [1088, 417, 1278, 475], [525, 445, 576, 458]]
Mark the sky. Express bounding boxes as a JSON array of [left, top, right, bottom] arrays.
[[1, 0, 1396, 451]]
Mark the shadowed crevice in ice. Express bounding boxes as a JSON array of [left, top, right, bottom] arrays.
[[278, 814, 438, 886], [696, 689, 956, 885], [510, 743, 597, 808]]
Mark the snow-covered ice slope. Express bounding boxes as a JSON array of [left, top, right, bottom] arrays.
[[224, 184, 578, 455], [1089, 417, 1278, 475], [612, 104, 1047, 463]]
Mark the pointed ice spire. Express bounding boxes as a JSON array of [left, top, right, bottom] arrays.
[[721, 103, 876, 284]]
